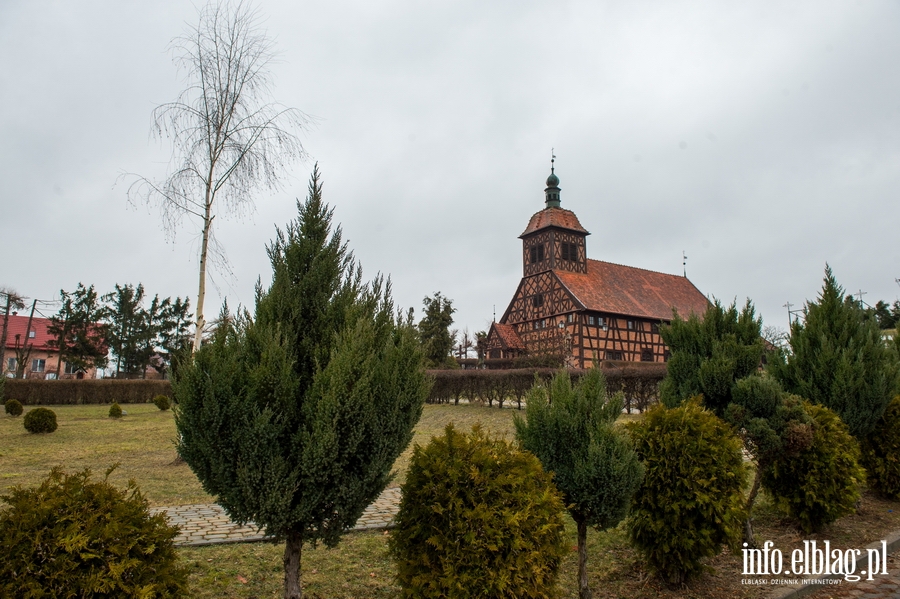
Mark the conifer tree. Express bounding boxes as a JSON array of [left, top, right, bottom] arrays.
[[173, 166, 429, 599], [515, 369, 643, 599], [769, 265, 899, 438], [660, 300, 813, 543]]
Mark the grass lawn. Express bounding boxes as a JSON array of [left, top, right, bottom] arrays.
[[2, 402, 899, 598]]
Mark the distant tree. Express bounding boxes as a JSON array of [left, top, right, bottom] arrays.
[[125, 0, 308, 354], [103, 284, 190, 378], [103, 284, 148, 377], [453, 327, 475, 360], [174, 168, 429, 599], [871, 300, 900, 330], [46, 283, 108, 377], [769, 266, 900, 438], [516, 369, 643, 599], [418, 292, 456, 368]]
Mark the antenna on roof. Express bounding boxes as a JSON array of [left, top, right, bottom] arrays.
[[682, 251, 687, 277]]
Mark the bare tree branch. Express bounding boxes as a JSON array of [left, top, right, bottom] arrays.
[[123, 0, 309, 353]]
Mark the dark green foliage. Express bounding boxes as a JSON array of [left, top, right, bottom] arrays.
[[861, 395, 900, 500], [23, 407, 57, 434], [516, 369, 643, 599], [46, 283, 108, 376], [660, 299, 764, 415], [0, 466, 188, 598], [871, 300, 900, 330], [153, 394, 172, 411], [102, 284, 192, 379], [418, 291, 456, 368], [109, 402, 123, 418], [389, 424, 567, 599], [174, 166, 430, 597], [627, 398, 747, 585], [762, 402, 864, 533], [769, 266, 899, 438], [5, 398, 23, 416]]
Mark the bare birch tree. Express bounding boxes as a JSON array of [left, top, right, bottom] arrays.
[[126, 0, 308, 353]]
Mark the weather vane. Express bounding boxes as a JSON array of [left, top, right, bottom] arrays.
[[682, 251, 687, 277], [551, 148, 556, 173]]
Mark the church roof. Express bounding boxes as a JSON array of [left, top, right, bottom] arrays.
[[519, 207, 589, 237], [554, 259, 710, 321], [490, 322, 525, 349]]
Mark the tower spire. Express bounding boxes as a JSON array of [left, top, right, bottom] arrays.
[[545, 150, 561, 208]]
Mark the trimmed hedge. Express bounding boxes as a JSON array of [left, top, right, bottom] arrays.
[[1, 379, 172, 405], [427, 361, 665, 411]]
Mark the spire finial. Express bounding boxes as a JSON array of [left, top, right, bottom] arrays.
[[551, 148, 555, 173]]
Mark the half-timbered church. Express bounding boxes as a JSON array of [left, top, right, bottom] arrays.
[[485, 163, 710, 368]]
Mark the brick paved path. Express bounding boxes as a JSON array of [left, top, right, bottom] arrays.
[[151, 487, 401, 547]]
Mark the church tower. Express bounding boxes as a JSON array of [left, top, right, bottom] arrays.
[[519, 158, 589, 276]]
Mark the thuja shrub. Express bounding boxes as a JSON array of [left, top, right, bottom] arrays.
[[0, 466, 188, 597], [108, 402, 123, 418], [763, 402, 865, 532], [23, 407, 57, 434], [153, 394, 172, 411], [862, 395, 900, 499], [5, 398, 23, 417], [627, 397, 747, 585], [389, 424, 567, 599]]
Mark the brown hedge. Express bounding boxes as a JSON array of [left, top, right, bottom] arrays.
[[1, 380, 173, 405], [427, 361, 666, 411]]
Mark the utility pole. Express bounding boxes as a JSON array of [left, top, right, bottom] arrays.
[[15, 299, 38, 379], [0, 290, 25, 376]]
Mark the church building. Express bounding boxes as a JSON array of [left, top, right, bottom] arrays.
[[485, 162, 710, 368]]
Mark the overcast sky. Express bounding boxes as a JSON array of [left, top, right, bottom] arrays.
[[2, 0, 898, 340]]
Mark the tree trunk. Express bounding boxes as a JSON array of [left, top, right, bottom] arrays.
[[744, 465, 763, 547], [283, 530, 303, 599], [192, 209, 212, 354], [577, 517, 592, 599]]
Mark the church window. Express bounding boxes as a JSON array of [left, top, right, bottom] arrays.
[[605, 350, 623, 361], [588, 315, 595, 326], [641, 348, 653, 362], [532, 294, 544, 308], [529, 244, 545, 264]]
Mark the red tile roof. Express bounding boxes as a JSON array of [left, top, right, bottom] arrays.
[[2, 315, 57, 351], [520, 207, 589, 237], [555, 260, 710, 321], [491, 322, 524, 349]]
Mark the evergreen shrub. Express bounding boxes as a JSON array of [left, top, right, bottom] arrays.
[[153, 394, 171, 410], [762, 402, 864, 533], [0, 466, 188, 597], [389, 424, 567, 599], [108, 402, 123, 418], [862, 395, 900, 499], [5, 398, 23, 417], [627, 398, 747, 585], [23, 407, 57, 434]]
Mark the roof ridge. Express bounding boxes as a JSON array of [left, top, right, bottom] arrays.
[[582, 258, 687, 280]]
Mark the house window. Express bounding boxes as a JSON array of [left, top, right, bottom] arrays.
[[605, 350, 624, 361], [529, 244, 545, 264], [532, 294, 544, 308], [6, 357, 16, 372], [641, 348, 653, 362], [65, 362, 78, 374], [588, 315, 595, 326], [32, 359, 45, 373], [29, 330, 36, 339]]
